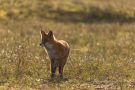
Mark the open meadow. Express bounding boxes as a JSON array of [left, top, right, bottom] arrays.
[[0, 0, 135, 89]]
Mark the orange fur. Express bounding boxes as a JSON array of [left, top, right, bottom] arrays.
[[40, 30, 70, 79]]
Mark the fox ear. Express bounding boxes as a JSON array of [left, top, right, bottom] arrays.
[[40, 30, 46, 37], [48, 30, 53, 37]]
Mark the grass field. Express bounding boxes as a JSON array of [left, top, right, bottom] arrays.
[[0, 0, 135, 89]]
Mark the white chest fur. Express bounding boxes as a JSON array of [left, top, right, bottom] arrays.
[[45, 42, 54, 49], [44, 42, 58, 59]]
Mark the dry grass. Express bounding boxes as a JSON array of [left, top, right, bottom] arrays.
[[0, 0, 135, 89]]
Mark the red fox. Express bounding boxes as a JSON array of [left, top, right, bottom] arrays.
[[40, 30, 70, 79]]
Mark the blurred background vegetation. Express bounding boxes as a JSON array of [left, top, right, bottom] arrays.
[[0, 0, 135, 89], [1, 0, 135, 22]]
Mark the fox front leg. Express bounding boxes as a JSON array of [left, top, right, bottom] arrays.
[[59, 65, 64, 79], [50, 60, 57, 79], [51, 65, 57, 79]]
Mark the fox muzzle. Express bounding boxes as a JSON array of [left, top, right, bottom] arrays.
[[39, 43, 44, 47]]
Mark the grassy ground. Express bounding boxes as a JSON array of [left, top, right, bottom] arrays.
[[0, 0, 135, 90]]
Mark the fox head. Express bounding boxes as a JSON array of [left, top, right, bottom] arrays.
[[40, 30, 54, 47]]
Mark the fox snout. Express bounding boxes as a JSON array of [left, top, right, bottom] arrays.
[[39, 43, 44, 47]]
